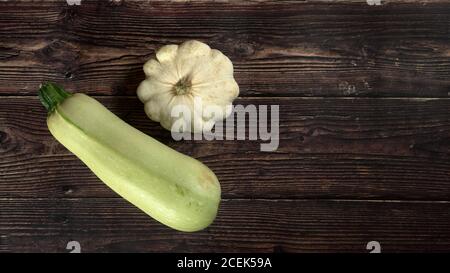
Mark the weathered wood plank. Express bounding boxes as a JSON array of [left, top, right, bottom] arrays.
[[1, 198, 449, 253], [1, 97, 449, 200], [0, 0, 449, 96]]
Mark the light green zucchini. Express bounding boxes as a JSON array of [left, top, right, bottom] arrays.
[[38, 83, 221, 232]]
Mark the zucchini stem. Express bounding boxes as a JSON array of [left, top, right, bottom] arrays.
[[38, 82, 72, 113]]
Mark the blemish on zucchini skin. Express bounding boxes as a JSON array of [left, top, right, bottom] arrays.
[[172, 184, 186, 197], [188, 200, 203, 212], [172, 186, 203, 212]]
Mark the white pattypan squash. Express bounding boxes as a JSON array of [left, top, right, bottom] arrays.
[[137, 40, 239, 133]]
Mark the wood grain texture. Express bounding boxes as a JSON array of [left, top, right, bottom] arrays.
[[0, 0, 449, 96], [1, 198, 449, 253], [1, 96, 449, 200], [1, 0, 449, 253]]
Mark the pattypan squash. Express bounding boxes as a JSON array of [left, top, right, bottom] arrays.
[[137, 40, 239, 132]]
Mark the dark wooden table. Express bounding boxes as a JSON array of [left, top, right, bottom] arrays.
[[0, 0, 449, 253]]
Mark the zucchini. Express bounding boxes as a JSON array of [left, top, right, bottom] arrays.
[[38, 83, 221, 232]]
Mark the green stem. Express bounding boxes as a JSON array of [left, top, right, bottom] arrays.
[[38, 82, 72, 113]]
